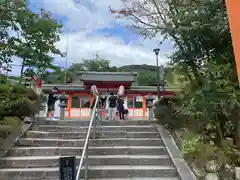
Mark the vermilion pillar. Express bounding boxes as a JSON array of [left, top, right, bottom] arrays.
[[226, 0, 240, 82], [67, 94, 72, 117]]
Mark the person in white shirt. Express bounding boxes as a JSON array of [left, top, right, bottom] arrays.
[[123, 96, 129, 119], [108, 92, 117, 120], [105, 93, 110, 120]]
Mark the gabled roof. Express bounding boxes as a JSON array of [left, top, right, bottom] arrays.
[[78, 71, 138, 82]]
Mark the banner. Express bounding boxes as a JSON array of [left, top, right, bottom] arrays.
[[33, 76, 42, 95]]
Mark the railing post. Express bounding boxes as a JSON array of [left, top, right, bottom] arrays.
[[93, 110, 96, 140], [96, 102, 100, 132], [93, 101, 100, 139], [76, 95, 99, 180], [85, 144, 88, 180]]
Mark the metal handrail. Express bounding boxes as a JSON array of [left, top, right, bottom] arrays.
[[76, 95, 100, 180]]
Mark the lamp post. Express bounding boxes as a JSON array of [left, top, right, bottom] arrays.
[[160, 65, 165, 93], [153, 48, 161, 100], [64, 35, 69, 84]]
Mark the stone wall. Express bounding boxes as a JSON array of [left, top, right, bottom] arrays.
[[192, 160, 236, 180], [236, 167, 240, 180], [171, 131, 236, 180]]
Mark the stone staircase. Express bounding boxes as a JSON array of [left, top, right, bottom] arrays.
[[0, 120, 185, 180]]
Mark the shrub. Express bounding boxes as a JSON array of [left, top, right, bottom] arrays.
[[180, 130, 240, 168], [0, 117, 21, 140], [0, 84, 39, 118], [12, 84, 38, 101], [154, 97, 193, 130]]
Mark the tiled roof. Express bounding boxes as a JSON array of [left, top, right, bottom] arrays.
[[79, 71, 138, 82], [42, 84, 180, 93]]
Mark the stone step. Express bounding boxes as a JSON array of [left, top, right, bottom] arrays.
[[6, 146, 168, 156], [3, 178, 179, 180], [81, 178, 180, 180], [0, 155, 172, 168], [0, 165, 177, 179], [78, 178, 179, 180], [37, 120, 157, 126], [26, 131, 160, 139], [17, 138, 163, 147], [32, 125, 157, 132]]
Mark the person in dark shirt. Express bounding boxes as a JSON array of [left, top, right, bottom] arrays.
[[118, 95, 125, 120], [108, 92, 117, 120], [47, 87, 58, 118]]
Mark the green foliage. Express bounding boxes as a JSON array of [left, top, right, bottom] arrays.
[[1, 116, 21, 127], [0, 116, 21, 140], [44, 58, 171, 86], [180, 130, 240, 168], [0, 0, 63, 79], [137, 71, 157, 86], [112, 0, 240, 169], [0, 84, 38, 117]]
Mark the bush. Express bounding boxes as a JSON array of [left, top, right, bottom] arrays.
[[0, 84, 39, 118], [0, 117, 21, 140], [154, 94, 240, 169], [154, 97, 193, 130], [181, 134, 240, 168]]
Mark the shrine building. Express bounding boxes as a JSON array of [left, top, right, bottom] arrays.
[[42, 71, 179, 119]]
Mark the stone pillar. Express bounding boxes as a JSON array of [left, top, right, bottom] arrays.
[[146, 96, 154, 121], [58, 93, 68, 120]]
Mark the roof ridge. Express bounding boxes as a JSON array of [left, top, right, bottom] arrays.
[[78, 71, 138, 75]]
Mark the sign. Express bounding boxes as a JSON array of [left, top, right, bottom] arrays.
[[59, 156, 76, 180], [225, 1, 240, 83]]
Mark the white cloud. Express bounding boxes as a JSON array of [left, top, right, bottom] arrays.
[[8, 0, 173, 76], [55, 32, 169, 67], [43, 0, 173, 67], [42, 0, 121, 32]]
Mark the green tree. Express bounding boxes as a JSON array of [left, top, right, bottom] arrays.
[[80, 58, 112, 72], [0, 0, 27, 71], [111, 0, 240, 151], [0, 0, 63, 80], [137, 71, 157, 86]]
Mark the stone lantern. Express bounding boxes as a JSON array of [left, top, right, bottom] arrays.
[[146, 95, 154, 121], [58, 92, 68, 120]]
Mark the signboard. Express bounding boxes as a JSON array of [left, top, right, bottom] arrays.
[[225, 1, 240, 83], [59, 156, 76, 180]]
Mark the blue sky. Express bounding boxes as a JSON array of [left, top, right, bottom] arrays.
[[10, 0, 173, 75]]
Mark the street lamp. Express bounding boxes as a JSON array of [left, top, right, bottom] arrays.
[[153, 48, 161, 100], [64, 35, 69, 84]]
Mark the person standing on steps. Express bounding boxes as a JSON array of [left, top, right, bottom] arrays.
[[123, 95, 129, 119], [108, 92, 117, 120], [46, 87, 58, 120], [118, 95, 125, 120], [105, 93, 110, 120]]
